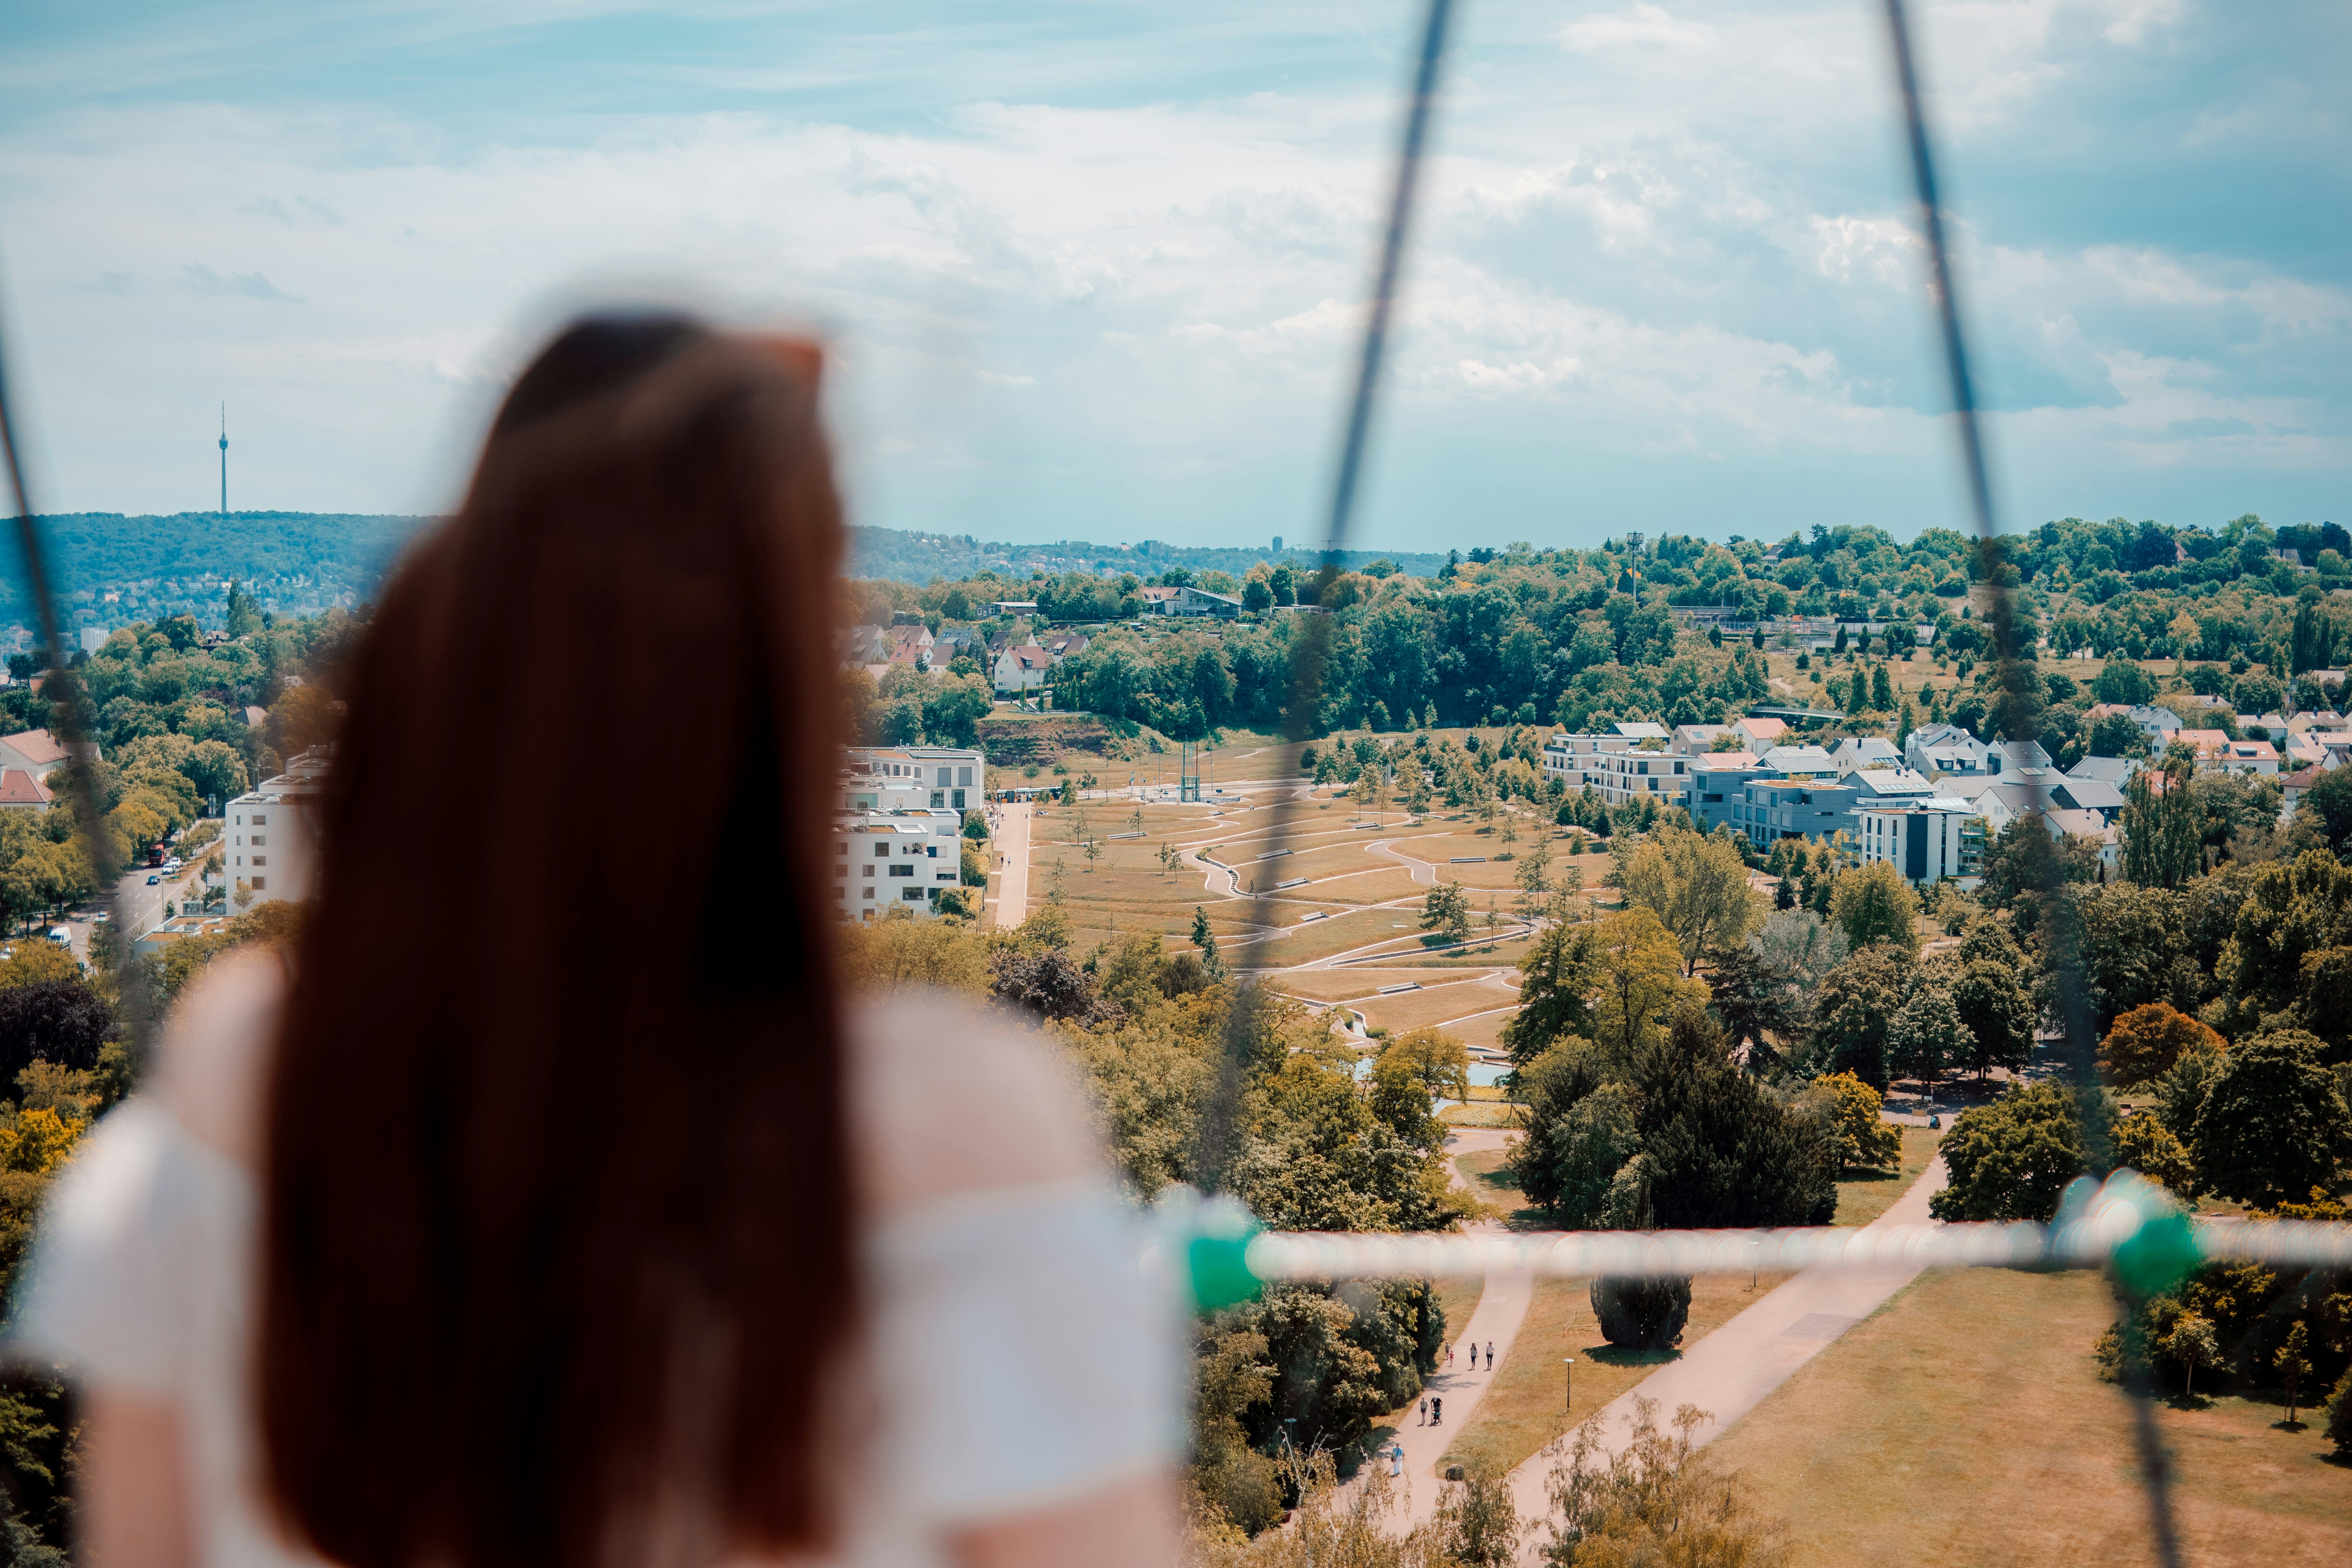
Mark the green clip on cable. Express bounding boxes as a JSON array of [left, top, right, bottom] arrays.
[[2053, 1171, 2202, 1299], [1151, 1188, 1265, 1312]]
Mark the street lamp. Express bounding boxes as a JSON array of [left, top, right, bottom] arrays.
[[1563, 1357, 1576, 1412]]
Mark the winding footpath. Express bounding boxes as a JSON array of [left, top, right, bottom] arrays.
[[1494, 1151, 1951, 1559]]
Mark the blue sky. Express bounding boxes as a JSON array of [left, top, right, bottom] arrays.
[[1, 1, 2345, 551]]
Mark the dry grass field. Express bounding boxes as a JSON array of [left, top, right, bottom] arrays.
[[1708, 1267, 2352, 1568], [1438, 1147, 1792, 1479], [1832, 1125, 1943, 1228], [1354, 977, 1522, 1036]]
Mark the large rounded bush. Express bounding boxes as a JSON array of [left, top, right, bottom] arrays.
[[1591, 1276, 1690, 1351]]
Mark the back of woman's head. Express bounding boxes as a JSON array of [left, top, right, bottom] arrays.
[[259, 312, 855, 1568]]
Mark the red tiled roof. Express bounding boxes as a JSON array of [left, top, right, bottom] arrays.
[[0, 728, 65, 766], [0, 768, 51, 805]]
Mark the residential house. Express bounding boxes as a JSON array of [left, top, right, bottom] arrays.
[[1685, 753, 1775, 834], [0, 768, 51, 810], [1734, 775, 1861, 851], [885, 624, 936, 668], [1041, 630, 1090, 662], [1142, 585, 1241, 619], [1853, 797, 1986, 886], [1903, 724, 2052, 781], [2050, 776, 2127, 824], [2067, 755, 2142, 786], [225, 747, 330, 913], [985, 600, 1040, 617], [1669, 724, 1735, 757], [1540, 732, 1634, 793], [1590, 746, 1691, 812], [831, 811, 966, 923], [2043, 807, 2122, 870], [2173, 730, 2279, 776], [2282, 767, 2320, 822], [992, 644, 1054, 694], [1730, 715, 1788, 752], [1948, 776, 2065, 835], [845, 746, 986, 813], [2086, 704, 2182, 749], [0, 727, 71, 782], [1828, 737, 1903, 774]]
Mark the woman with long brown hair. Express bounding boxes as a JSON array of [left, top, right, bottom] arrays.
[[19, 313, 1181, 1568]]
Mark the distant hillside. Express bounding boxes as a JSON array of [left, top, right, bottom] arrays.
[[5, 514, 1452, 636], [10, 511, 433, 635], [845, 526, 1449, 585]]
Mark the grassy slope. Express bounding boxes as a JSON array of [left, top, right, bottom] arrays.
[[1707, 1267, 2352, 1567]]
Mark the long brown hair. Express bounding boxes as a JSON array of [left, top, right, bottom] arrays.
[[258, 314, 856, 1568]]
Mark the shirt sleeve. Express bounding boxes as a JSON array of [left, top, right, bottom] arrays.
[[10, 1100, 210, 1396], [866, 1179, 1185, 1525]]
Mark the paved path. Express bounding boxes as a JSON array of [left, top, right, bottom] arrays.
[[991, 802, 1031, 929], [1499, 1153, 1951, 1557]]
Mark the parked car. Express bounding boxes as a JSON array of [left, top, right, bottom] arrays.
[[46, 927, 70, 946]]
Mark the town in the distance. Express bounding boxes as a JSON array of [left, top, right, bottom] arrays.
[[0, 508, 2348, 1563]]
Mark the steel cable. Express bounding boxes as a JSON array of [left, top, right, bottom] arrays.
[[0, 251, 148, 1055]]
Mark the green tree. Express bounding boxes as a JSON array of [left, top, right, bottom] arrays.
[[1810, 943, 1908, 1090], [1829, 862, 1920, 959], [2121, 751, 2201, 890], [1421, 880, 1472, 947], [1190, 906, 1225, 978], [1588, 907, 1706, 1068], [1796, 1070, 1902, 1169], [1503, 917, 1599, 1064], [2113, 1113, 2199, 1203], [1513, 836, 1554, 922], [1870, 662, 1894, 711], [1521, 1082, 1640, 1225], [1617, 824, 1762, 975], [2276, 1320, 2314, 1426], [1887, 983, 1966, 1099], [1950, 953, 2035, 1081], [2162, 1312, 2223, 1401], [2300, 766, 2352, 857], [2188, 1030, 2352, 1208], [1929, 1083, 2103, 1222], [2326, 1366, 2352, 1458]]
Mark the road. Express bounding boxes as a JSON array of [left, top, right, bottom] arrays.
[[1499, 1152, 1951, 1557], [58, 848, 212, 963], [990, 802, 1032, 929]]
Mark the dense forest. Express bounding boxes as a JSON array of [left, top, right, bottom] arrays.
[[847, 514, 2352, 753]]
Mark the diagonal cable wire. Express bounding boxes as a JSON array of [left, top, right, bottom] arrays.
[[1877, 4, 2180, 1564], [0, 250, 149, 1053], [1190, 0, 1458, 1195]]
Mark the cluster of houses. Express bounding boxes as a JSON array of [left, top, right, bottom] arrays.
[[840, 615, 1102, 699], [831, 744, 988, 923], [1537, 700, 2347, 889]]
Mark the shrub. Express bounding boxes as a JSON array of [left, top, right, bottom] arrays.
[[1591, 1276, 1691, 1351], [2327, 1366, 2352, 1458], [1538, 1398, 1789, 1566], [1798, 1070, 1902, 1170], [2098, 1002, 2224, 1087], [2188, 1029, 2352, 1209], [1929, 1084, 2105, 1223]]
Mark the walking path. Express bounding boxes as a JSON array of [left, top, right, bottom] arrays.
[[1353, 1127, 1536, 1527], [990, 802, 1031, 928], [1498, 1152, 1951, 1558]]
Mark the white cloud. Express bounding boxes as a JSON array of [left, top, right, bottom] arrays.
[[1557, 4, 1719, 52]]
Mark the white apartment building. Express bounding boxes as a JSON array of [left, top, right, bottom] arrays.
[[1853, 797, 1986, 887], [226, 747, 331, 911], [1591, 747, 1692, 810], [845, 746, 985, 813], [833, 810, 966, 921], [1540, 732, 1632, 791]]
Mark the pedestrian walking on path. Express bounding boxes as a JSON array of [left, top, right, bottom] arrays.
[[1389, 1444, 1403, 1478], [1417, 1397, 1427, 1425], [1484, 1340, 1494, 1370], [1430, 1396, 1442, 1426]]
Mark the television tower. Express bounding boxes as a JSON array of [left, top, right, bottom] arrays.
[[218, 405, 228, 517]]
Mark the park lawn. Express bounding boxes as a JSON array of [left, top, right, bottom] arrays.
[[1454, 1147, 1540, 1228], [1706, 1266, 2352, 1568], [1440, 1102, 1524, 1128], [1831, 1125, 1943, 1228], [1434, 1277, 1486, 1356], [1291, 868, 1434, 906], [1443, 1009, 1516, 1057], [1240, 915, 1447, 968], [1357, 979, 1523, 1037], [1268, 968, 1462, 1003], [1373, 933, 1540, 969], [1441, 1270, 1794, 1481]]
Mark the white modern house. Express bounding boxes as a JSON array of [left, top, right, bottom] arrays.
[[1853, 796, 1985, 886], [832, 810, 966, 922], [225, 747, 330, 913], [845, 746, 985, 813]]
